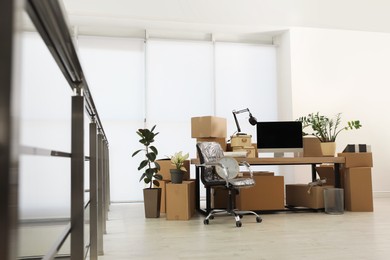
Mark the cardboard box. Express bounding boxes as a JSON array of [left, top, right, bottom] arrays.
[[232, 146, 256, 158], [315, 165, 346, 188], [154, 180, 170, 213], [239, 171, 274, 177], [191, 116, 227, 138], [231, 135, 252, 147], [337, 152, 373, 168], [196, 137, 227, 151], [212, 174, 284, 210], [227, 143, 258, 157], [166, 181, 195, 220], [303, 136, 323, 157], [156, 159, 190, 181], [344, 167, 373, 212], [237, 176, 285, 210], [285, 184, 333, 209]]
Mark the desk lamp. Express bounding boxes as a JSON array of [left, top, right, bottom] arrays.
[[232, 108, 258, 136]]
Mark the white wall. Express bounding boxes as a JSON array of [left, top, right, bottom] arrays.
[[281, 27, 390, 193]]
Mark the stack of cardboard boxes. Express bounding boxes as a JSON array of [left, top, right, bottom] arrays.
[[286, 151, 374, 212], [154, 159, 194, 220], [230, 135, 257, 158], [338, 152, 374, 211], [315, 152, 374, 211]]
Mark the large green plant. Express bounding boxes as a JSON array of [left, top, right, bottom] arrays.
[[298, 112, 362, 142], [132, 125, 162, 188]]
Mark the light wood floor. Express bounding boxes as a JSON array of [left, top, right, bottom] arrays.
[[100, 197, 390, 260]]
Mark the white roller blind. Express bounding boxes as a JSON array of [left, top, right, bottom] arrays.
[[77, 36, 146, 201], [19, 32, 72, 219], [77, 36, 145, 121], [215, 42, 278, 141], [146, 39, 214, 160]]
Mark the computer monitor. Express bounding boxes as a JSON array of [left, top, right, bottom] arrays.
[[256, 121, 303, 157]]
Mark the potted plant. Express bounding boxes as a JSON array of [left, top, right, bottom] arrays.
[[169, 151, 189, 184], [298, 112, 362, 156], [132, 125, 163, 218]]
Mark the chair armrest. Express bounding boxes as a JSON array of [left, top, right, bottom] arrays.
[[196, 162, 230, 187], [239, 161, 253, 178]]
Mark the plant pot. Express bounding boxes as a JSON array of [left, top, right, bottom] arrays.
[[170, 169, 184, 184], [320, 142, 336, 157], [143, 188, 161, 218]]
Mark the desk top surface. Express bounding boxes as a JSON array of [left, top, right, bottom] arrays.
[[191, 156, 345, 165]]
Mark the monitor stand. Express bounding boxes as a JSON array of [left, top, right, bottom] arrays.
[[273, 152, 285, 158], [273, 152, 298, 158]]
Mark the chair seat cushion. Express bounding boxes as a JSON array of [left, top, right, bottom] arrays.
[[229, 177, 255, 187]]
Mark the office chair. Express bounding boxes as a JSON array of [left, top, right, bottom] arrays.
[[196, 141, 262, 227]]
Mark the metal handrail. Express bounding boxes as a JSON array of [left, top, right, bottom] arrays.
[[25, 0, 108, 144], [21, 145, 91, 161], [23, 1, 110, 259], [21, 145, 71, 158]]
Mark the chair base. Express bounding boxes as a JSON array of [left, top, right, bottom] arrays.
[[204, 208, 262, 227]]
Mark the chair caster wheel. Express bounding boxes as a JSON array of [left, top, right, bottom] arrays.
[[256, 217, 262, 223], [209, 215, 214, 220], [236, 221, 242, 227], [239, 214, 243, 219], [204, 219, 209, 225]]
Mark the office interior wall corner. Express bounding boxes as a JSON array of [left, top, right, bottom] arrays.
[[288, 27, 390, 192], [274, 30, 296, 185]]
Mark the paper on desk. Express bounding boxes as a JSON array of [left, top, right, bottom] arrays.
[[223, 151, 247, 158]]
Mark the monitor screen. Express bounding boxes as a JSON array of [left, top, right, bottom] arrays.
[[256, 121, 303, 157]]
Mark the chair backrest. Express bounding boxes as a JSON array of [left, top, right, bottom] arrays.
[[196, 142, 224, 163], [196, 142, 225, 185]]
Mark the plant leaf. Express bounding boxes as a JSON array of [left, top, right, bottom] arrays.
[[139, 173, 146, 182], [138, 160, 148, 170], [155, 161, 160, 171], [131, 149, 143, 157], [146, 152, 156, 162], [154, 174, 163, 180], [150, 146, 158, 156], [152, 180, 160, 187]]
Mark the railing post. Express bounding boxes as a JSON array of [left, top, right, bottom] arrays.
[[97, 133, 104, 255], [71, 95, 85, 260], [102, 142, 107, 234], [106, 145, 111, 209], [0, 0, 21, 259], [89, 122, 98, 260], [103, 141, 109, 230]]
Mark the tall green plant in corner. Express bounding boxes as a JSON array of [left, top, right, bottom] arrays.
[[132, 125, 162, 188]]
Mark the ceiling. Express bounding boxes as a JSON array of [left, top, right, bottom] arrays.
[[61, 0, 390, 42]]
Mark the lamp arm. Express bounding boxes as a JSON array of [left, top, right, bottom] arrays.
[[232, 108, 250, 133], [232, 111, 241, 133]]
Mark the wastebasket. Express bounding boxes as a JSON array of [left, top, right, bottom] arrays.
[[323, 188, 344, 214]]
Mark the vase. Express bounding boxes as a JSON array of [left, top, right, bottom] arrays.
[[320, 142, 336, 157], [143, 188, 161, 218], [170, 169, 184, 184]]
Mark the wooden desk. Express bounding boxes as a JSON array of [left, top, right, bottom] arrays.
[[191, 156, 345, 215]]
